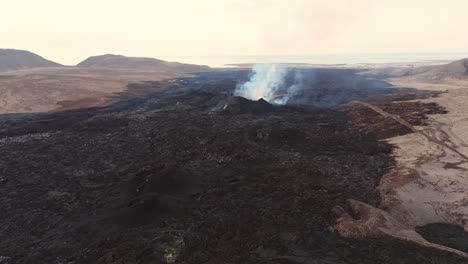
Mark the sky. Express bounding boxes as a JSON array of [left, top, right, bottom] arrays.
[[2, 0, 468, 65]]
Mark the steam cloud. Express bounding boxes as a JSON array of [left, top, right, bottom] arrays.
[[234, 64, 301, 105], [234, 64, 391, 108]]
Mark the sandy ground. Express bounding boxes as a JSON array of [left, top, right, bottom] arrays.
[[0, 67, 189, 114], [380, 76, 468, 230]]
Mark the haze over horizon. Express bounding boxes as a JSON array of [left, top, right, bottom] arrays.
[[2, 0, 468, 65]]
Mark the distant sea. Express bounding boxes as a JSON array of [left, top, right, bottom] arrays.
[[160, 53, 468, 68]]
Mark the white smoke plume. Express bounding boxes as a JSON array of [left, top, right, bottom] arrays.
[[234, 64, 303, 105], [234, 64, 287, 103]]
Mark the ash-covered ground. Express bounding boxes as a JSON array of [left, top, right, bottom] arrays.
[[0, 69, 465, 263]]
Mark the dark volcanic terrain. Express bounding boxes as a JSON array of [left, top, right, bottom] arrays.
[[0, 70, 465, 264]]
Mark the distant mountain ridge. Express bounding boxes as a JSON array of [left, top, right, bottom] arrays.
[[0, 50, 210, 73], [77, 54, 209, 72], [0, 49, 61, 72]]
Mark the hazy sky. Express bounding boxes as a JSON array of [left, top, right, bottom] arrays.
[[2, 0, 468, 65]]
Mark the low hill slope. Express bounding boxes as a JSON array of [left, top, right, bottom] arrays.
[[78, 54, 209, 72], [0, 49, 61, 72], [397, 58, 468, 80], [430, 58, 468, 77]]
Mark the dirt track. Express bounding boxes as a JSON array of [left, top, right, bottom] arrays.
[[355, 101, 468, 161], [368, 78, 468, 235], [339, 100, 468, 257], [333, 74, 468, 258]]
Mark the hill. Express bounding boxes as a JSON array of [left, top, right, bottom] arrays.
[[0, 49, 61, 72], [77, 54, 209, 72], [429, 58, 468, 77], [394, 58, 468, 80]]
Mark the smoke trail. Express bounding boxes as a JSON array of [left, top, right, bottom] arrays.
[[234, 64, 287, 103], [273, 69, 304, 105]]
